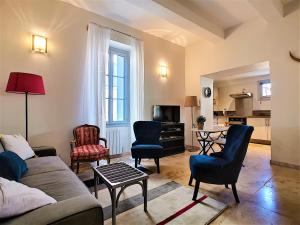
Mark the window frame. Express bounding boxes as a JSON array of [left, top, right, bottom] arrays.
[[106, 47, 130, 127], [258, 79, 271, 101]]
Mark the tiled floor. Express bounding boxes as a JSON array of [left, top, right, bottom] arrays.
[[83, 144, 300, 225], [137, 144, 300, 225]]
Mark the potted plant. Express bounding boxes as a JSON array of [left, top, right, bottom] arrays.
[[196, 115, 206, 130]]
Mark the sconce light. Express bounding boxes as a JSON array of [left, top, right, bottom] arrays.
[[32, 35, 47, 53], [160, 64, 168, 78]]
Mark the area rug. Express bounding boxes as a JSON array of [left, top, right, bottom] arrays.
[[94, 174, 227, 225]]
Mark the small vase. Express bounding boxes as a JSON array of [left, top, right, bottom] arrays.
[[197, 123, 204, 130]]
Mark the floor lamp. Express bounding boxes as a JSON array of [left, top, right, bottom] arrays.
[[6, 72, 45, 141], [184, 96, 198, 151]]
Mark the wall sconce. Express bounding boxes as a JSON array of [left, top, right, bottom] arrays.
[[160, 64, 168, 78], [32, 35, 47, 53]]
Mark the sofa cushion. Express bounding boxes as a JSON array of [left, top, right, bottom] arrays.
[[24, 156, 69, 177], [0, 177, 56, 219], [21, 170, 90, 201], [0, 151, 28, 182]]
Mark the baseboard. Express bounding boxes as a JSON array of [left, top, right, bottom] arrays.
[[110, 152, 131, 159], [251, 139, 271, 145], [270, 160, 300, 170]]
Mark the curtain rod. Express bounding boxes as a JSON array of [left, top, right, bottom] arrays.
[[87, 22, 141, 41]]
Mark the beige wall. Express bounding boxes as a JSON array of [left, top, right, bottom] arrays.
[[0, 0, 185, 163], [186, 12, 300, 166]]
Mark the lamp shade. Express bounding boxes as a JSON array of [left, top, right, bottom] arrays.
[[184, 96, 198, 107], [6, 72, 45, 95]]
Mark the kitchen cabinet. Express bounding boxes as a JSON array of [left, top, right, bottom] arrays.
[[247, 118, 271, 142]]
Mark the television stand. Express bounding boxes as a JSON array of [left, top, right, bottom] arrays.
[[160, 123, 185, 156]]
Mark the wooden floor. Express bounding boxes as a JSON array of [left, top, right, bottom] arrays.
[[80, 144, 300, 225]]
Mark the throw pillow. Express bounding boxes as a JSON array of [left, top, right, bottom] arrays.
[[0, 151, 28, 182], [0, 177, 57, 219], [0, 134, 35, 160]]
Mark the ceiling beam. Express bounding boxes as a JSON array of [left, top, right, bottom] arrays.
[[248, 0, 284, 23], [126, 0, 224, 42]]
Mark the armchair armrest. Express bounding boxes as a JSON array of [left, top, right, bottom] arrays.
[[99, 137, 107, 148], [2, 195, 103, 225], [32, 146, 57, 157]]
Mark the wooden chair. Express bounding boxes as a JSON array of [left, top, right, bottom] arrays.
[[70, 124, 110, 173]]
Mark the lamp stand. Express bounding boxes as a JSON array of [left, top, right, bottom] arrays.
[[188, 106, 197, 152], [25, 93, 28, 141]]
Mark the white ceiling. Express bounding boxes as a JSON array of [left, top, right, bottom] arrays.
[[174, 0, 259, 30], [61, 0, 296, 46]]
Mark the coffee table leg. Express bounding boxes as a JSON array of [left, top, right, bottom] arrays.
[[143, 179, 148, 212], [112, 188, 117, 225], [94, 171, 98, 199]]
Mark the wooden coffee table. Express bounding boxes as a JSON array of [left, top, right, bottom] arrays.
[[93, 162, 149, 225]]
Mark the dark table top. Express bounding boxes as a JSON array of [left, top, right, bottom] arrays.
[[93, 162, 148, 188]]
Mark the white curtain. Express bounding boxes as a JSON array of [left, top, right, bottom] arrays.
[[130, 38, 145, 142], [82, 23, 110, 137]]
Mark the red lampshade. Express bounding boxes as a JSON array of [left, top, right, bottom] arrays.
[[6, 72, 45, 95]]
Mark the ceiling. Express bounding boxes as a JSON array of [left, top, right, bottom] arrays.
[[204, 61, 270, 82], [62, 0, 298, 46], [175, 0, 259, 30]]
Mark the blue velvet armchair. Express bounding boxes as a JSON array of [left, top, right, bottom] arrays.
[[131, 121, 163, 173], [189, 125, 254, 203]]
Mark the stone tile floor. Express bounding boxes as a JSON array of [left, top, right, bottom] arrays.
[[81, 144, 300, 225]]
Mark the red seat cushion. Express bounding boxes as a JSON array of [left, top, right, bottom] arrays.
[[71, 145, 108, 161]]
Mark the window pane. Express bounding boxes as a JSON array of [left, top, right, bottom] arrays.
[[112, 99, 124, 121], [113, 77, 124, 99], [112, 54, 125, 77], [117, 55, 125, 77], [262, 83, 271, 96]]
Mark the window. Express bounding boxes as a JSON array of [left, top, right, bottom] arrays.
[[106, 47, 130, 126], [258, 79, 271, 100]]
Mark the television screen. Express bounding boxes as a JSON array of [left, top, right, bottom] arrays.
[[153, 105, 180, 123]]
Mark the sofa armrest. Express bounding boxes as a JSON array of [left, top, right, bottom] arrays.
[[32, 146, 57, 157], [2, 195, 103, 225]]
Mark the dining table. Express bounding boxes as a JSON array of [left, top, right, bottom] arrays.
[[192, 126, 229, 155]]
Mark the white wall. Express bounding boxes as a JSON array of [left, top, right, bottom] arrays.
[[185, 12, 300, 166], [214, 75, 271, 111], [0, 0, 185, 164], [200, 77, 214, 127]]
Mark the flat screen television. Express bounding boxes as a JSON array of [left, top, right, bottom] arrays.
[[152, 105, 180, 123]]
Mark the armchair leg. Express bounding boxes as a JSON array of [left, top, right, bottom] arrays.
[[225, 184, 229, 189], [189, 174, 193, 186], [231, 183, 240, 203], [192, 180, 200, 201], [135, 158, 138, 168], [97, 161, 99, 166], [76, 162, 79, 174], [139, 158, 141, 164], [155, 158, 160, 173]]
